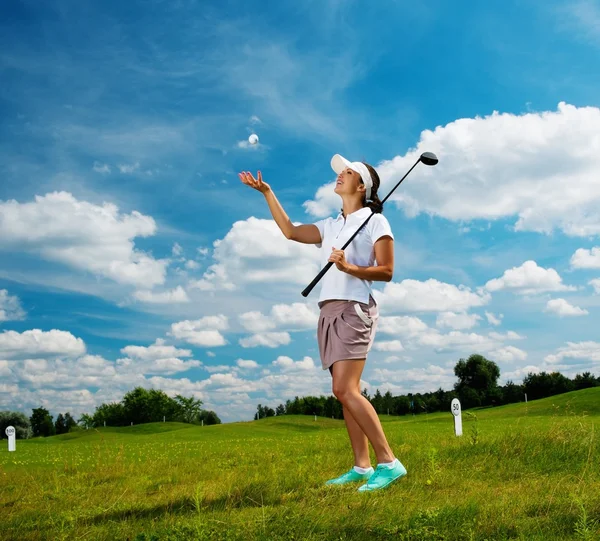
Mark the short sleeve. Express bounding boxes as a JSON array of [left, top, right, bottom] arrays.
[[312, 219, 327, 248], [369, 214, 394, 244]]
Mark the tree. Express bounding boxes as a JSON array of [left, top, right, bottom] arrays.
[[371, 389, 383, 414], [55, 413, 67, 435], [275, 404, 286, 416], [0, 411, 32, 439], [454, 354, 501, 406], [573, 372, 598, 390], [64, 412, 77, 432], [174, 395, 203, 423], [502, 380, 524, 405], [523, 371, 574, 400], [30, 407, 55, 437], [78, 413, 94, 429], [93, 402, 126, 427], [199, 410, 221, 425]]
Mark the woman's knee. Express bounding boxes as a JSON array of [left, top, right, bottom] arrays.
[[332, 384, 358, 403]]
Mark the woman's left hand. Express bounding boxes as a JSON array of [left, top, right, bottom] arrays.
[[329, 247, 350, 272]]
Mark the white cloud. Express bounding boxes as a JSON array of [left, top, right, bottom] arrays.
[[545, 298, 589, 317], [239, 332, 291, 348], [118, 162, 140, 174], [239, 302, 319, 333], [489, 346, 528, 363], [304, 102, 600, 238], [121, 339, 192, 361], [185, 260, 200, 270], [236, 359, 259, 369], [0, 290, 26, 322], [133, 286, 190, 304], [544, 341, 600, 368], [373, 340, 404, 352], [0, 192, 167, 288], [189, 217, 320, 291], [377, 315, 429, 337], [169, 315, 228, 347], [369, 365, 455, 393], [485, 260, 575, 295], [172, 243, 183, 257], [571, 247, 600, 269], [590, 278, 600, 294], [0, 329, 86, 359], [485, 311, 503, 326], [376, 278, 490, 314], [436, 311, 481, 330], [116, 356, 201, 376], [93, 162, 111, 174], [271, 355, 316, 371]]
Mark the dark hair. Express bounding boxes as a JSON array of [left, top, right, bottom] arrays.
[[362, 162, 383, 213]]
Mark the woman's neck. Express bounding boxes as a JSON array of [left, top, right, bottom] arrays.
[[341, 198, 364, 218]]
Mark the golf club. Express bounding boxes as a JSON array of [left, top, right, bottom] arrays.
[[301, 151, 438, 297]]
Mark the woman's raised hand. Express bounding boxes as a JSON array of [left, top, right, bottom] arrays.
[[238, 171, 271, 194]]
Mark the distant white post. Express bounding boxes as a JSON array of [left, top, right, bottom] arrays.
[[6, 426, 16, 452], [451, 398, 462, 437], [525, 393, 528, 403], [163, 416, 166, 423]]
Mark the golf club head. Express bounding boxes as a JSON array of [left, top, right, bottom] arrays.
[[420, 152, 438, 166]]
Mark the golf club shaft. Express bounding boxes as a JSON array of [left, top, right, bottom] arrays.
[[301, 155, 423, 297]]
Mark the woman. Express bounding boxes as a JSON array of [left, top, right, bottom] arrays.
[[239, 154, 406, 492]]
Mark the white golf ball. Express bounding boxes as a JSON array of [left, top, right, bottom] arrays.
[[248, 133, 259, 145]]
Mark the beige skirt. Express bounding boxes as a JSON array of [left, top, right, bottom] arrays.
[[317, 296, 379, 371]]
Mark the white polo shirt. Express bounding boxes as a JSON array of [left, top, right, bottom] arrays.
[[312, 207, 394, 305]]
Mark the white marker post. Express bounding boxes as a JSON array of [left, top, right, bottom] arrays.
[[451, 398, 462, 437], [6, 426, 16, 452]]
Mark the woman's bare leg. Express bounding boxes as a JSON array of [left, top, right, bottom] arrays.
[[331, 359, 395, 464]]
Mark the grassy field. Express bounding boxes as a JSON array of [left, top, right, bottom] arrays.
[[1, 388, 599, 541]]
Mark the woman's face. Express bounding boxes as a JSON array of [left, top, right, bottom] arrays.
[[334, 167, 364, 198]]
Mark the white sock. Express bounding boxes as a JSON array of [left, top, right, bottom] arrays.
[[353, 465, 372, 474], [378, 459, 398, 469]]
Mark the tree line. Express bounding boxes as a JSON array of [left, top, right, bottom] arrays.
[[254, 354, 599, 420], [1, 387, 221, 439]]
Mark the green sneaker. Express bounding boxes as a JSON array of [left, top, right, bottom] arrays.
[[325, 467, 374, 486], [357, 459, 407, 492]]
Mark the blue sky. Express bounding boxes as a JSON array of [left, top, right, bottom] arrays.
[[2, 0, 600, 422]]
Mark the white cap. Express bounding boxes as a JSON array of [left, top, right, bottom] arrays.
[[331, 154, 373, 201]]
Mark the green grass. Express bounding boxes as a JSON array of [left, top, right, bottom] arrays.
[[1, 389, 600, 540]]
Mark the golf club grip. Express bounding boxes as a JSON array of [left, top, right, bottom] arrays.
[[301, 261, 334, 297]]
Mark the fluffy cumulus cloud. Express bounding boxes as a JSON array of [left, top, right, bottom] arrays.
[[571, 247, 600, 269], [271, 355, 316, 371], [0, 290, 26, 322], [189, 217, 320, 291], [132, 286, 190, 304], [169, 315, 229, 347], [375, 278, 490, 314], [485, 312, 503, 326], [369, 365, 456, 394], [485, 260, 575, 295], [545, 298, 589, 317], [239, 302, 319, 333], [377, 314, 524, 357], [305, 102, 600, 237], [0, 192, 168, 288], [239, 332, 291, 348], [436, 311, 481, 330], [545, 341, 600, 365], [0, 329, 86, 359], [590, 279, 600, 294]]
